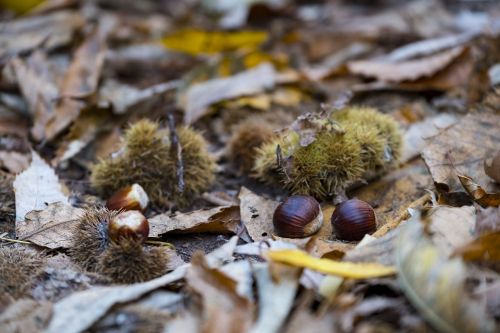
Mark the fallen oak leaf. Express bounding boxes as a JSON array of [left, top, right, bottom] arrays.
[[454, 231, 500, 262], [266, 249, 396, 279], [458, 174, 500, 207]]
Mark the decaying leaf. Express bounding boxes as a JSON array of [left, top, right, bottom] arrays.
[[16, 202, 83, 249], [267, 249, 396, 279], [45, 266, 187, 333], [454, 231, 500, 262], [426, 205, 475, 257], [148, 206, 240, 237], [458, 174, 500, 207], [162, 29, 268, 55], [0, 299, 53, 333], [348, 46, 465, 83], [421, 113, 500, 204], [13, 151, 68, 222], [343, 228, 400, 266], [182, 63, 276, 124], [238, 186, 278, 241], [395, 213, 496, 333], [475, 206, 500, 235], [187, 252, 254, 332]]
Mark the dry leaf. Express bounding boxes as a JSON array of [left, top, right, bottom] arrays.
[[348, 46, 465, 83], [182, 63, 276, 124], [16, 202, 83, 249], [421, 113, 500, 204], [162, 29, 268, 55], [427, 205, 475, 256], [45, 266, 187, 333], [475, 206, 500, 235], [10, 52, 60, 141], [13, 151, 68, 222], [343, 228, 400, 266], [0, 11, 84, 63], [238, 186, 278, 241], [267, 249, 396, 279], [0, 151, 30, 174], [148, 206, 240, 237], [0, 299, 52, 333], [44, 19, 115, 141], [187, 253, 254, 333], [458, 174, 500, 207], [249, 264, 299, 333], [454, 231, 500, 262], [402, 113, 458, 162], [395, 213, 496, 333]]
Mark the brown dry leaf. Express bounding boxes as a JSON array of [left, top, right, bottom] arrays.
[[45, 266, 187, 333], [348, 46, 465, 83], [458, 174, 500, 207], [343, 228, 400, 266], [395, 213, 496, 333], [16, 202, 83, 249], [182, 63, 276, 124], [238, 186, 278, 241], [402, 113, 458, 162], [427, 205, 475, 257], [13, 151, 68, 222], [0, 151, 30, 174], [148, 205, 240, 237], [454, 231, 500, 262], [44, 19, 115, 141], [475, 206, 500, 235], [0, 11, 84, 63], [421, 113, 500, 204], [10, 52, 60, 141], [0, 299, 53, 333], [187, 252, 254, 333]]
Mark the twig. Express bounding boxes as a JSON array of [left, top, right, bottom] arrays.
[[0, 235, 33, 245], [167, 112, 185, 193]]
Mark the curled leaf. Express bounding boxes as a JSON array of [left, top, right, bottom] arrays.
[[458, 174, 500, 207], [266, 249, 396, 279]]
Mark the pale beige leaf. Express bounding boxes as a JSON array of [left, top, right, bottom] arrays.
[[45, 266, 187, 333], [238, 186, 278, 241], [16, 202, 83, 249], [182, 63, 276, 124], [13, 151, 68, 222], [421, 113, 500, 203], [395, 214, 496, 333], [0, 299, 52, 333], [348, 46, 464, 83], [148, 206, 239, 237]]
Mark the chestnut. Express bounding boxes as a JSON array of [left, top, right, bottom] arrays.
[[106, 183, 149, 212], [108, 210, 149, 243], [331, 198, 376, 241], [273, 195, 323, 238]]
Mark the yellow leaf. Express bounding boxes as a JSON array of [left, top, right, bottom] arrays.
[[0, 0, 45, 14], [162, 29, 268, 55], [266, 249, 396, 279]]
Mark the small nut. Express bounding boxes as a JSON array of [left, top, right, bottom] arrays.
[[273, 195, 323, 238], [108, 210, 149, 243], [331, 198, 376, 241], [106, 184, 149, 212]]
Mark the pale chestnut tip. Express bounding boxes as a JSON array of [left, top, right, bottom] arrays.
[[106, 184, 149, 212], [108, 210, 149, 243], [331, 198, 376, 241], [273, 195, 323, 238]]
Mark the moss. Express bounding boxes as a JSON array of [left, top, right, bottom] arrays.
[[91, 119, 215, 208], [228, 118, 276, 174], [0, 246, 45, 299], [96, 239, 170, 284], [69, 208, 118, 271], [253, 107, 402, 200]]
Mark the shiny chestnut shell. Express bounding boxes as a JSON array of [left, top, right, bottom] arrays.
[[108, 210, 149, 243], [106, 184, 149, 212], [273, 195, 323, 238], [331, 198, 376, 241]]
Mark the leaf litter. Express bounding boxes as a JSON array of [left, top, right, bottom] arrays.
[[0, 0, 500, 332]]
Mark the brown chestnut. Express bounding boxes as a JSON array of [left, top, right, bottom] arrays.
[[108, 210, 149, 243], [106, 184, 149, 212], [331, 198, 376, 241], [273, 195, 323, 238]]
